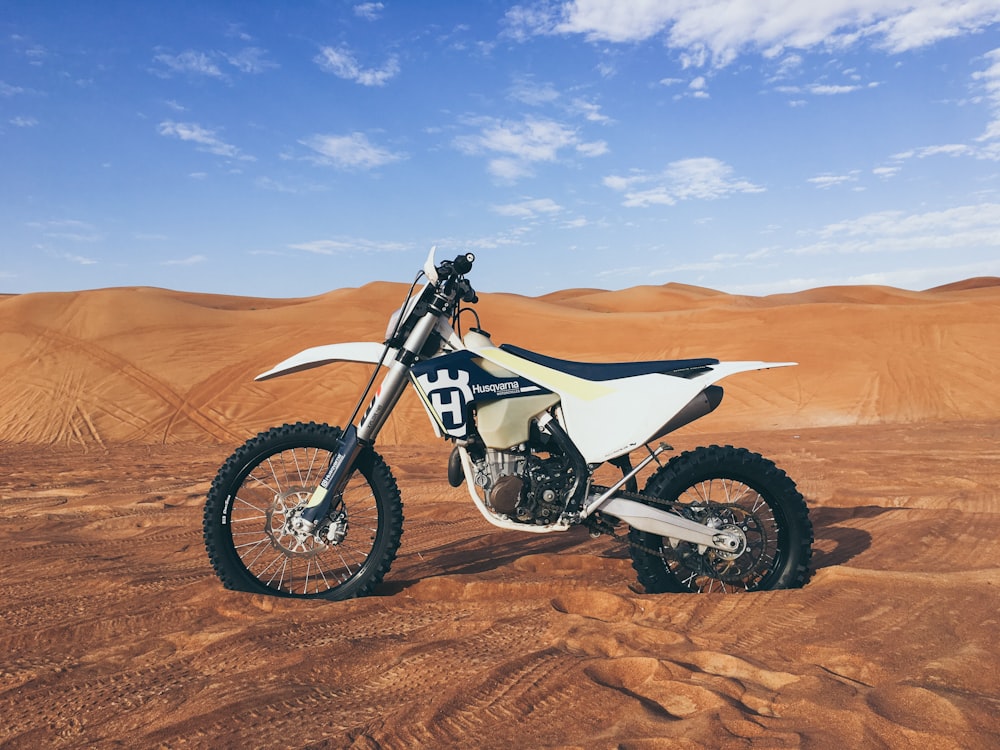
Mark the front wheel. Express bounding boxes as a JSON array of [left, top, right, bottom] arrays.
[[203, 422, 404, 600], [629, 445, 812, 594]]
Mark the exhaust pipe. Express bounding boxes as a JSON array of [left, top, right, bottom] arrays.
[[653, 385, 723, 439]]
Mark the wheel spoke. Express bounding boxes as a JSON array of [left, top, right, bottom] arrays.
[[241, 452, 381, 593], [205, 423, 404, 600]]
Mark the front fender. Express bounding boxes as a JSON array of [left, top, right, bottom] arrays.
[[255, 342, 395, 381]]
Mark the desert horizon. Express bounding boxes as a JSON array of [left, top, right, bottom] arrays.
[[1, 277, 998, 747]]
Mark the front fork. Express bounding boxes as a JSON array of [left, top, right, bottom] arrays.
[[294, 308, 444, 531]]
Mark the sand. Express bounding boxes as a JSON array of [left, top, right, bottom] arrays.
[[1, 279, 998, 748]]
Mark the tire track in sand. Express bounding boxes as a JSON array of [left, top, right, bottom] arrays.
[[8, 323, 242, 443]]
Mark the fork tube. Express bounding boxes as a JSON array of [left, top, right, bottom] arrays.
[[298, 310, 442, 527], [357, 310, 440, 442]]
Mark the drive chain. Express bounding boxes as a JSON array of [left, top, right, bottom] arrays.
[[587, 485, 690, 561]]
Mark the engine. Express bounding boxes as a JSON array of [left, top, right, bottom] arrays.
[[471, 446, 577, 525]]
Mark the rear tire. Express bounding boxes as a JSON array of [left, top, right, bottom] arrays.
[[203, 422, 403, 600], [629, 445, 812, 594]]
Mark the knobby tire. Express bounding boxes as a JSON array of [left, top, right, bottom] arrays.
[[203, 422, 404, 600], [629, 445, 813, 594]]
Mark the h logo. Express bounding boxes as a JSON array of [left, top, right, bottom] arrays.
[[417, 368, 474, 436]]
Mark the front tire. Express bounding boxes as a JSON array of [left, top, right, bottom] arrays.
[[629, 445, 812, 594], [203, 422, 403, 600]]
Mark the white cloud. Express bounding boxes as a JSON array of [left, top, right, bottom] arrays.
[[46, 231, 102, 243], [915, 144, 974, 158], [873, 166, 900, 179], [9, 116, 38, 127], [23, 44, 47, 66], [506, 78, 613, 124], [502, 3, 564, 41], [491, 198, 563, 217], [288, 238, 409, 255], [808, 170, 861, 189], [786, 203, 1000, 255], [571, 98, 612, 123], [770, 53, 804, 80], [61, 253, 97, 265], [299, 132, 405, 170], [604, 157, 764, 207], [507, 1, 1000, 67], [354, 2, 385, 20], [508, 76, 560, 105], [30, 219, 103, 244], [226, 23, 253, 42], [576, 139, 608, 157], [162, 255, 207, 266], [158, 121, 254, 161], [152, 50, 225, 79], [153, 47, 277, 79], [973, 48, 1000, 142], [314, 45, 399, 86], [775, 81, 879, 96], [225, 47, 278, 74], [476, 118, 575, 161], [455, 116, 602, 180], [1, 81, 25, 96], [487, 157, 535, 181], [254, 176, 328, 194], [674, 74, 711, 100]]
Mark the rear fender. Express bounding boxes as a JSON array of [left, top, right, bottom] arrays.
[[697, 360, 797, 383], [255, 342, 394, 381]]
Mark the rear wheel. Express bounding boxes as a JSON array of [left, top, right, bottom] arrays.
[[629, 445, 812, 594], [203, 422, 403, 600]]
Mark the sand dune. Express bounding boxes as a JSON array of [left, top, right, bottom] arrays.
[[1, 279, 998, 747], [1, 279, 998, 445]]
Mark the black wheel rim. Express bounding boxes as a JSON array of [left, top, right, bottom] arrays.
[[226, 445, 381, 597], [662, 477, 786, 593]]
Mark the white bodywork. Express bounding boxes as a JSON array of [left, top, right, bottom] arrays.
[[465, 335, 793, 464], [255, 342, 394, 381], [257, 333, 794, 464]]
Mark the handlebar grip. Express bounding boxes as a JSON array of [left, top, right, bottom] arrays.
[[452, 252, 475, 275]]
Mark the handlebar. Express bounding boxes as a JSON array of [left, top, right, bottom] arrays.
[[433, 252, 477, 304], [453, 252, 475, 275], [436, 252, 475, 280]]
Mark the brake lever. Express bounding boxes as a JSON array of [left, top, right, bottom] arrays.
[[457, 279, 478, 303]]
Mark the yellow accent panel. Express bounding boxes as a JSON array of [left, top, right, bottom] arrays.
[[477, 393, 560, 448], [477, 349, 613, 401], [306, 486, 328, 508]]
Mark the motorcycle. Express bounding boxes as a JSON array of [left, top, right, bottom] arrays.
[[203, 249, 813, 599]]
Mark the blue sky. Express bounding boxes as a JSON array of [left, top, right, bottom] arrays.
[[3, 1, 1000, 298]]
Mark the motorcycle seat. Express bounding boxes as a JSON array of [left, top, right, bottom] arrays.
[[498, 344, 719, 382]]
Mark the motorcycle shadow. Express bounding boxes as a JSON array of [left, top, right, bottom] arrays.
[[375, 504, 899, 596], [379, 527, 603, 596], [809, 504, 904, 569]]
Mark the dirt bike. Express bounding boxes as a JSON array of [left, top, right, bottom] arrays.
[[203, 249, 813, 599]]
